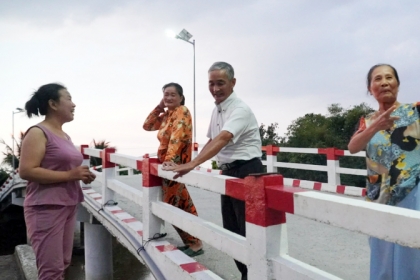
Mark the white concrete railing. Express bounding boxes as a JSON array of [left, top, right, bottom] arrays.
[[0, 169, 26, 208], [77, 145, 420, 280], [263, 145, 367, 197], [94, 144, 367, 196]]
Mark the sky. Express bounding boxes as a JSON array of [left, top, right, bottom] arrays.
[[1, 0, 420, 165]]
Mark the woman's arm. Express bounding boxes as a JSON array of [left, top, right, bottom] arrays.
[[19, 127, 91, 184], [143, 100, 165, 131], [348, 124, 380, 154], [348, 106, 399, 154]]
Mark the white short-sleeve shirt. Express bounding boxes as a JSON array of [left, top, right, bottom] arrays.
[[207, 92, 262, 164]]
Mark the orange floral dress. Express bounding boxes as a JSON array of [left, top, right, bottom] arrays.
[[143, 105, 200, 246]]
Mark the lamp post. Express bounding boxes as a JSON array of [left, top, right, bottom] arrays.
[[12, 108, 25, 171], [166, 29, 197, 157]]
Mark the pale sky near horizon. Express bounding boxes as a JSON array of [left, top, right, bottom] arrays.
[[1, 0, 420, 166]]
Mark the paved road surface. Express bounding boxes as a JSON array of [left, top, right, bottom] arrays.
[[89, 175, 369, 280]]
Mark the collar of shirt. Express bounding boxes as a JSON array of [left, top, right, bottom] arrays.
[[215, 92, 237, 112]]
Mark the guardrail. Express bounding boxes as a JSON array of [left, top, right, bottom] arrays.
[[78, 145, 420, 280], [0, 170, 26, 211], [263, 145, 367, 196]]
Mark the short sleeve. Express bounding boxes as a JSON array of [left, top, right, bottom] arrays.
[[351, 116, 366, 139]]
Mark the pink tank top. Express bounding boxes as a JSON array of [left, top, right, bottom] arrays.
[[24, 124, 84, 207]]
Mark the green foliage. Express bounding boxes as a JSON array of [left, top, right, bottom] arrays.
[[259, 123, 286, 163], [0, 168, 10, 186], [262, 103, 374, 187], [0, 132, 24, 170], [90, 139, 116, 168], [117, 164, 141, 175], [259, 122, 284, 146]]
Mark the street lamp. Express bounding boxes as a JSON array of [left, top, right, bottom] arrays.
[[166, 29, 197, 156], [12, 108, 25, 171]]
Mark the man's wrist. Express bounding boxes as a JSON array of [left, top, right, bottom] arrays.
[[189, 159, 200, 169]]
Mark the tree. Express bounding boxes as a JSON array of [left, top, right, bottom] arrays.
[[259, 122, 285, 162], [90, 139, 115, 168], [0, 132, 24, 170], [259, 122, 284, 146], [0, 168, 9, 186]]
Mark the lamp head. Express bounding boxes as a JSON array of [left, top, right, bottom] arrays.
[[177, 29, 193, 41]]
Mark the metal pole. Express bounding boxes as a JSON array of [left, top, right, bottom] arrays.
[[84, 223, 113, 280], [193, 39, 196, 150], [12, 111, 15, 171]]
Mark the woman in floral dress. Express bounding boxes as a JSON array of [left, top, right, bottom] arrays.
[[143, 82, 203, 257], [349, 64, 420, 280]]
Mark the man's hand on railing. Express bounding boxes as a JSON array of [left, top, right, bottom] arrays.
[[162, 162, 195, 179]]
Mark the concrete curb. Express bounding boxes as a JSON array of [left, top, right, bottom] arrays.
[[14, 245, 38, 280]]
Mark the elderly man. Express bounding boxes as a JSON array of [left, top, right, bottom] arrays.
[[164, 61, 263, 280]]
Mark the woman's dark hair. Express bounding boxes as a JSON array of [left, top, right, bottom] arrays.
[[162, 82, 185, 105], [25, 83, 66, 118], [366, 64, 400, 93]]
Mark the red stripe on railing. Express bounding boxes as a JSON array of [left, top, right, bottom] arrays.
[[265, 145, 280, 155], [265, 186, 306, 214], [80, 144, 89, 159], [122, 218, 137, 223], [336, 185, 345, 194], [180, 262, 208, 274], [136, 160, 143, 172], [335, 149, 345, 156], [100, 148, 116, 168], [155, 244, 177, 252], [110, 210, 125, 214], [318, 147, 344, 160], [225, 178, 245, 201], [150, 163, 159, 176]]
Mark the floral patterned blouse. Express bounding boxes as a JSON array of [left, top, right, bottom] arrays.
[[354, 102, 420, 205], [143, 105, 192, 164]]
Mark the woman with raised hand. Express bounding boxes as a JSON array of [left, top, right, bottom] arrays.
[[348, 64, 420, 280], [143, 82, 203, 257], [20, 83, 95, 280]]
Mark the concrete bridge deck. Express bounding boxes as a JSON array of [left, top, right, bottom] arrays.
[[89, 175, 369, 280]]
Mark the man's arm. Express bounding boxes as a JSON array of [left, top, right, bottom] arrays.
[[199, 138, 212, 154], [164, 131, 233, 178]]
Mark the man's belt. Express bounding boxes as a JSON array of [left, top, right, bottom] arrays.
[[219, 157, 259, 171]]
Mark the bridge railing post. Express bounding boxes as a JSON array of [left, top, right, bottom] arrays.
[[77, 145, 90, 246], [326, 147, 344, 186], [245, 174, 287, 280], [322, 147, 343, 186], [266, 145, 279, 173], [141, 156, 164, 239], [101, 148, 116, 203]]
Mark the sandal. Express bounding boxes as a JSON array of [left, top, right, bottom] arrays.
[[183, 248, 204, 257]]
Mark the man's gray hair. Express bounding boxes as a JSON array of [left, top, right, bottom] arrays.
[[208, 62, 235, 80]]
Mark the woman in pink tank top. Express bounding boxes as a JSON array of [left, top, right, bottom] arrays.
[[19, 83, 95, 280]]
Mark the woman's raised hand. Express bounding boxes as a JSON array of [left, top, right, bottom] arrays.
[[158, 98, 166, 110], [373, 105, 400, 131]]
